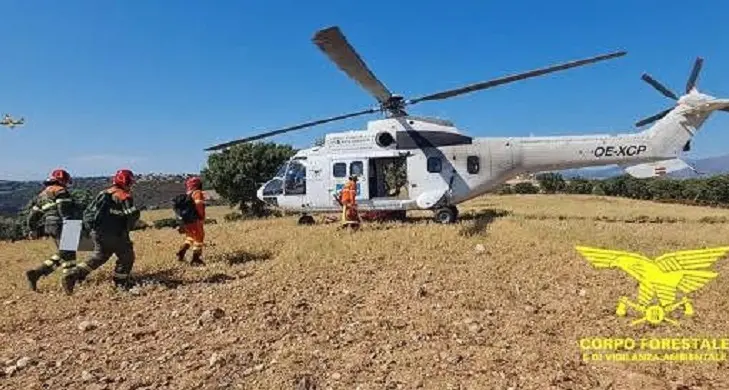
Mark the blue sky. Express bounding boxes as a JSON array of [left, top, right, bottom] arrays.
[[1, 0, 728, 180]]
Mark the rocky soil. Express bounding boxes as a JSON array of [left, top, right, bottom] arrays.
[[2, 196, 729, 389]]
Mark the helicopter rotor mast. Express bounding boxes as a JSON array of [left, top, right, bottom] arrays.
[[205, 26, 626, 152]]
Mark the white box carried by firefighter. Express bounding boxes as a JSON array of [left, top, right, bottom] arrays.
[[59, 220, 94, 252]]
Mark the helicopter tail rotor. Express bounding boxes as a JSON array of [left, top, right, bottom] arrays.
[[633, 57, 721, 127], [641, 73, 679, 101], [685, 57, 703, 94]]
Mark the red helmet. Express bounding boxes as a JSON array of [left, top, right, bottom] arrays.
[[185, 176, 202, 191], [112, 169, 135, 188], [46, 169, 72, 186]]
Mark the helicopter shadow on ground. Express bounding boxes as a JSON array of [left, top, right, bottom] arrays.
[[129, 250, 274, 289], [213, 249, 274, 266], [456, 209, 512, 237], [367, 208, 512, 236]]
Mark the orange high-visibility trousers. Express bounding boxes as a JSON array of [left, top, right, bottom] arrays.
[[341, 205, 360, 225], [183, 221, 205, 252]]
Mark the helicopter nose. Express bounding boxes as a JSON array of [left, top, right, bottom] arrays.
[[256, 186, 264, 202]]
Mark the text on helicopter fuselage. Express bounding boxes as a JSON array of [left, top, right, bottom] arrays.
[[594, 145, 647, 158]]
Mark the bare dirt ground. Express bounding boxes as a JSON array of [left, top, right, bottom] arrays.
[[2, 194, 729, 390]]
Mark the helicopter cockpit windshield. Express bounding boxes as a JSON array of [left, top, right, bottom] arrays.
[[283, 159, 306, 195], [260, 162, 288, 197], [259, 158, 307, 201], [275, 162, 287, 178]]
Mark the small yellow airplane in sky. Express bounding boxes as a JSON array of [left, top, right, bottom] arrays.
[[1, 113, 24, 129]]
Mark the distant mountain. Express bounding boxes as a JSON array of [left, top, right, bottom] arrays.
[[688, 154, 729, 175], [559, 154, 729, 179]]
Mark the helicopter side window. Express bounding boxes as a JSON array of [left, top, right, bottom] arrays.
[[262, 178, 283, 196], [467, 156, 480, 174], [333, 162, 347, 178], [350, 161, 363, 177], [427, 156, 442, 173], [284, 160, 306, 195]]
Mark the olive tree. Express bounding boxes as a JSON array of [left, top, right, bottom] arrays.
[[201, 142, 296, 217]]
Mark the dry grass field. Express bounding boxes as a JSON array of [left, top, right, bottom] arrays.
[[2, 194, 729, 390]]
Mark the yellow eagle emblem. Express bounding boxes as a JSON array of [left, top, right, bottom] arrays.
[[575, 246, 729, 326]]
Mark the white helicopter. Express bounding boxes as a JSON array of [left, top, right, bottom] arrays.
[[1, 113, 24, 129], [206, 26, 729, 224]]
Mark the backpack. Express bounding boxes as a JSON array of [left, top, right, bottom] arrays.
[[82, 191, 113, 232], [172, 193, 200, 224]]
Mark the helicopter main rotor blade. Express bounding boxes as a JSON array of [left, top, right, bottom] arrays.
[[641, 74, 678, 100], [204, 107, 378, 151], [635, 106, 673, 128], [405, 51, 626, 105], [312, 26, 393, 104], [685, 57, 703, 93]]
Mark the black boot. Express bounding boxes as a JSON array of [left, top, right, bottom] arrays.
[[60, 267, 87, 295], [190, 251, 205, 267], [25, 265, 53, 292], [176, 243, 190, 262]]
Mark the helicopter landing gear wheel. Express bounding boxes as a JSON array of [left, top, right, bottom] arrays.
[[298, 215, 315, 225], [433, 206, 458, 224], [448, 205, 459, 220]]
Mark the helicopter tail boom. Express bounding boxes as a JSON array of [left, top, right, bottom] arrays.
[[511, 101, 718, 175], [512, 57, 728, 176]]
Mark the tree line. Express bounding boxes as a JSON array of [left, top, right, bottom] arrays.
[[498, 172, 729, 207]]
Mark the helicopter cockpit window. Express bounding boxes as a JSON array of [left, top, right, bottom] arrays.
[[333, 162, 347, 178], [274, 162, 288, 178], [350, 161, 363, 177], [467, 156, 480, 174], [284, 160, 306, 195], [262, 178, 283, 196], [427, 156, 442, 173]]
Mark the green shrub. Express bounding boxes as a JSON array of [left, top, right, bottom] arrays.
[[513, 182, 539, 194], [494, 183, 513, 195], [224, 212, 243, 222]]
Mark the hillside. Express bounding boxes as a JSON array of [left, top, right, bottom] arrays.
[[560, 153, 729, 179], [1, 195, 729, 389], [0, 174, 223, 217]]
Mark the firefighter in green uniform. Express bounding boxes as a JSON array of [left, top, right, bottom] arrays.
[[60, 169, 140, 294], [24, 169, 79, 291]]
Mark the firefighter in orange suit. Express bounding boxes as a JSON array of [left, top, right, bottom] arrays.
[[176, 176, 206, 266], [338, 175, 361, 229]]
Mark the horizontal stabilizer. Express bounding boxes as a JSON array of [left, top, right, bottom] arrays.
[[621, 158, 692, 178]]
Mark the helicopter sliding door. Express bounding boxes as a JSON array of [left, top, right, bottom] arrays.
[[331, 157, 370, 202], [368, 156, 409, 199]]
